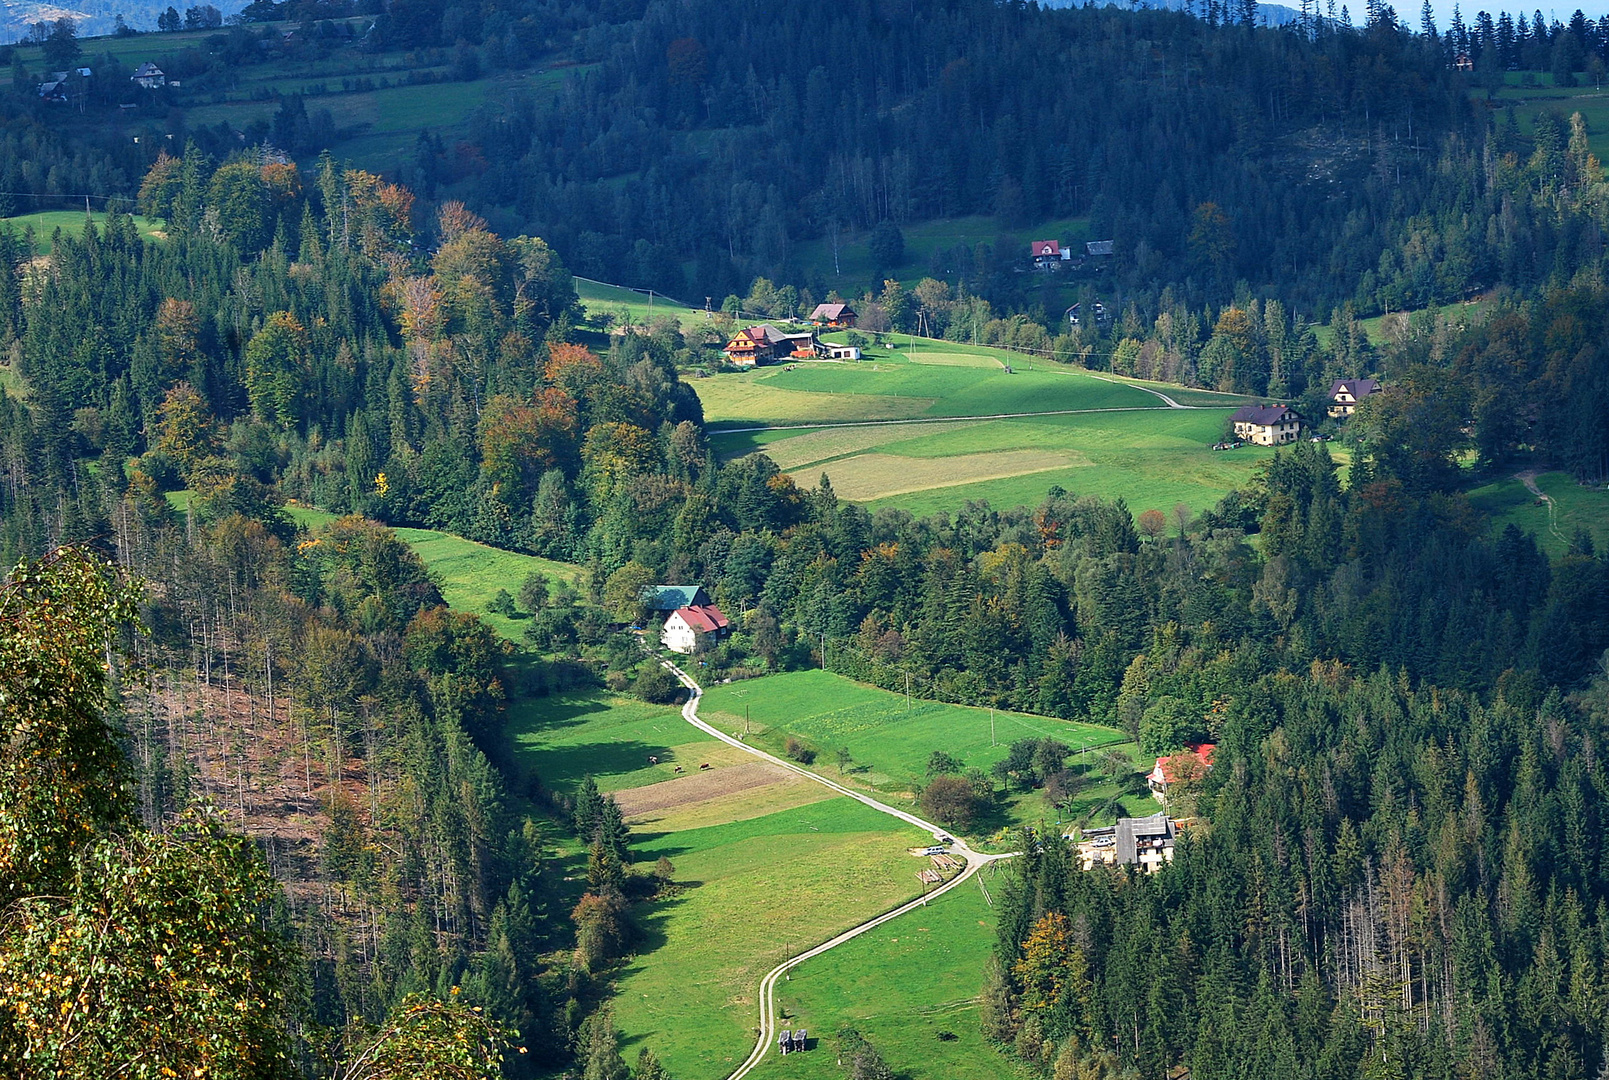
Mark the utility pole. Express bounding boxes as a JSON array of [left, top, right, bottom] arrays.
[[905, 671, 911, 712], [990, 708, 996, 747], [821, 631, 827, 671]]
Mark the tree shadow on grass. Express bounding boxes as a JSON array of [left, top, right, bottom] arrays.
[[505, 692, 619, 734], [515, 739, 679, 787]]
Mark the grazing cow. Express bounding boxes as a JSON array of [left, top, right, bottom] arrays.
[[648, 755, 659, 765], [699, 763, 711, 770], [674, 765, 684, 773]]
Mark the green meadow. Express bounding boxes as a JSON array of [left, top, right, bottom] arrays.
[[698, 670, 1151, 834], [575, 276, 714, 333], [503, 686, 928, 1079], [2, 210, 164, 254], [1468, 470, 1609, 556], [754, 873, 1022, 1080]]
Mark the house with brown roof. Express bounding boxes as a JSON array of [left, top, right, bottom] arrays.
[[1148, 743, 1214, 804], [1328, 378, 1382, 418], [662, 603, 730, 653], [1230, 404, 1301, 446], [723, 324, 816, 367], [809, 303, 857, 328]]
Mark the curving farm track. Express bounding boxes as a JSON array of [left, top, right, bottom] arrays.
[[656, 657, 1014, 1080]]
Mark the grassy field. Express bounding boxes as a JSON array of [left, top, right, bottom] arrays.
[[2, 210, 164, 254], [698, 670, 1152, 835], [575, 276, 716, 333], [504, 686, 930, 1079], [1487, 78, 1609, 173], [754, 873, 1022, 1080], [1468, 470, 1609, 556], [710, 397, 1272, 519]]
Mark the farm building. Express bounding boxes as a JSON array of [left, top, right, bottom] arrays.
[[1148, 743, 1215, 804], [662, 603, 730, 653], [1230, 404, 1301, 446], [643, 584, 712, 613], [1085, 239, 1114, 256], [1029, 239, 1069, 270], [1327, 378, 1382, 418], [809, 303, 857, 327], [131, 63, 166, 89], [723, 324, 816, 366], [38, 68, 91, 102], [1075, 813, 1176, 873], [816, 342, 862, 360]]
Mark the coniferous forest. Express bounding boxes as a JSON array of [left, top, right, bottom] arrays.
[[6, 0, 1609, 1078]]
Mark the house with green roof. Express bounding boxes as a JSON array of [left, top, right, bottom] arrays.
[[644, 584, 712, 612]]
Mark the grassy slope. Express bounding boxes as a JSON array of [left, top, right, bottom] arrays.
[[503, 687, 926, 1079], [699, 350, 1271, 517], [1467, 470, 1609, 556], [755, 874, 1022, 1080], [698, 670, 1152, 836], [575, 277, 713, 333], [3, 211, 164, 254]]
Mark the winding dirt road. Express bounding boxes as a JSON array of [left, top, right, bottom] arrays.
[[656, 658, 1014, 1080]]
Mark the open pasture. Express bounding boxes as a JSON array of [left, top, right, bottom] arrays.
[[2, 211, 164, 254], [713, 404, 1272, 519], [1468, 470, 1609, 556], [575, 276, 715, 333], [755, 874, 1021, 1080], [697, 670, 1152, 833], [505, 686, 926, 1079]]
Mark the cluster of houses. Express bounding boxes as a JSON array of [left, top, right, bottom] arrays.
[[646, 585, 731, 655], [721, 303, 862, 367], [1221, 378, 1384, 447], [39, 62, 168, 104], [1072, 742, 1214, 874], [1030, 238, 1113, 271]]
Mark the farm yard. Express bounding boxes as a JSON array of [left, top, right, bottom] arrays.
[[697, 348, 1270, 518]]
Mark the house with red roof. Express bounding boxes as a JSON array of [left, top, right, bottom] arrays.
[[1029, 239, 1069, 270], [1148, 743, 1215, 804], [662, 603, 730, 654], [723, 324, 817, 367]]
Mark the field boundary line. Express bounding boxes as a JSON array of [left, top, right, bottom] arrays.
[[655, 654, 1014, 1080], [706, 402, 1216, 436]]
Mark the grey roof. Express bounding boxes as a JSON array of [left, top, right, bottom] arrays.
[[644, 584, 709, 611], [1115, 813, 1174, 865], [1231, 404, 1298, 426], [132, 63, 164, 77], [1329, 378, 1381, 400], [1085, 240, 1114, 256]]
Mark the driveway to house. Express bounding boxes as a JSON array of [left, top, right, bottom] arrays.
[[656, 656, 1015, 1080]]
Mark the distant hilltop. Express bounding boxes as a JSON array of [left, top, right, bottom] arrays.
[[0, 0, 250, 42], [1042, 0, 1303, 28]]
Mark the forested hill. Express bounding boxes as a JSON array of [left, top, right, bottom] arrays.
[[467, 0, 1473, 311]]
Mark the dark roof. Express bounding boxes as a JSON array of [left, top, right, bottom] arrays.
[[645, 584, 709, 611], [1115, 813, 1174, 865], [1329, 378, 1381, 400], [132, 63, 164, 77], [1085, 240, 1114, 256], [1230, 404, 1299, 426]]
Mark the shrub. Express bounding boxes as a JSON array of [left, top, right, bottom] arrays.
[[784, 737, 816, 764], [634, 663, 682, 704]]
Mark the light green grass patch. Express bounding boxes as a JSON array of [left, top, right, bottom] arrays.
[[3, 211, 164, 254], [690, 371, 936, 427], [390, 526, 581, 639], [698, 670, 1140, 832], [575, 276, 713, 333], [616, 800, 928, 1079], [757, 872, 1025, 1080], [821, 449, 1084, 501]]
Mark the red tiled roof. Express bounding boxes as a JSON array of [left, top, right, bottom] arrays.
[[676, 604, 729, 634], [1030, 240, 1061, 257], [1150, 743, 1215, 787]]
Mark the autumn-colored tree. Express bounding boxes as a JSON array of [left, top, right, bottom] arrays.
[[153, 380, 219, 470], [244, 311, 312, 429], [1013, 911, 1075, 1016], [154, 297, 201, 381], [601, 560, 657, 623], [545, 342, 606, 398], [136, 151, 182, 221], [334, 991, 511, 1080], [919, 773, 980, 829], [582, 422, 660, 503]]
